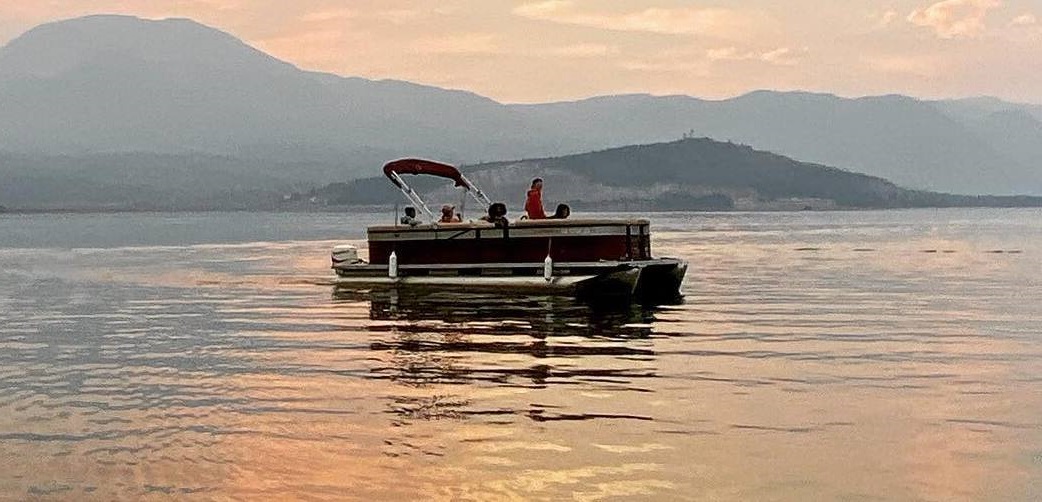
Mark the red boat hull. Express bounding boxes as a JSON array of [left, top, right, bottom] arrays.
[[367, 219, 652, 265]]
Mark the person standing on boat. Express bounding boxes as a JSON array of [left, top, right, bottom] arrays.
[[524, 178, 547, 219]]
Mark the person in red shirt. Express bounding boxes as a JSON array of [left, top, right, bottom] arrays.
[[524, 178, 547, 219]]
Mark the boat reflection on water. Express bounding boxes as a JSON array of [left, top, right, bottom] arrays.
[[335, 286, 663, 338], [332, 287, 669, 426]]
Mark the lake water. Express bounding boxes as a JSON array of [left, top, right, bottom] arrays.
[[1, 209, 1041, 500]]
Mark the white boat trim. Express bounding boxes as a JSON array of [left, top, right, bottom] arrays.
[[332, 266, 645, 296], [367, 218, 649, 232], [332, 275, 591, 290], [334, 259, 680, 271]]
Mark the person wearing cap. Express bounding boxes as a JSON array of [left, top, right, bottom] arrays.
[[439, 204, 461, 223]]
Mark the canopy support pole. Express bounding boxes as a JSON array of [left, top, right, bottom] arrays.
[[459, 174, 493, 208], [389, 172, 435, 222]]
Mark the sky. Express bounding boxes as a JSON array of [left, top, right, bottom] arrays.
[[0, 0, 1040, 103]]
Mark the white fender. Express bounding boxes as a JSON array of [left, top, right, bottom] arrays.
[[389, 251, 398, 279]]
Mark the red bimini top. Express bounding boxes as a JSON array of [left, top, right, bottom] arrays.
[[384, 159, 468, 189]]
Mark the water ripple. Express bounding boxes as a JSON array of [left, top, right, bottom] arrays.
[[1, 210, 1041, 500]]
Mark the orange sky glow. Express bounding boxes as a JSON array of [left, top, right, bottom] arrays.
[[0, 0, 1040, 103]]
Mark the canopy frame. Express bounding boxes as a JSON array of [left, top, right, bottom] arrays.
[[383, 159, 493, 222]]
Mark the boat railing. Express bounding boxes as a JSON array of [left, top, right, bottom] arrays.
[[375, 218, 651, 232]]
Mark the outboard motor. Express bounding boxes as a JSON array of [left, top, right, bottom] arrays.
[[332, 244, 362, 267]]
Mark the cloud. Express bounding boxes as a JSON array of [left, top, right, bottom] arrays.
[[907, 0, 1003, 38], [706, 47, 754, 61], [618, 59, 710, 75], [512, 0, 769, 40], [548, 43, 616, 57], [411, 33, 499, 54], [299, 8, 354, 23], [873, 9, 900, 29], [862, 54, 940, 77], [760, 47, 803, 66], [513, 0, 570, 19], [1010, 13, 1037, 26], [706, 46, 804, 66], [374, 9, 423, 25]]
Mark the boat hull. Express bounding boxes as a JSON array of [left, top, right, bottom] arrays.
[[634, 259, 688, 303], [334, 218, 685, 302], [332, 258, 684, 300], [366, 219, 653, 265]]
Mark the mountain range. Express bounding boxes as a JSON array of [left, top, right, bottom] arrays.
[[1, 14, 1041, 210], [310, 138, 1042, 212]]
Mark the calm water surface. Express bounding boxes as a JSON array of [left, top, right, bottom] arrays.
[[1, 210, 1041, 500]]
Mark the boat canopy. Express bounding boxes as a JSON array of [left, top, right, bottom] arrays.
[[382, 159, 493, 222], [384, 159, 469, 189]]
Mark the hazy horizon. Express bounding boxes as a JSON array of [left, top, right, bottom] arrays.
[[2, 6, 1042, 499], [2, 9, 1041, 206], [2, 0, 1041, 104], [3, 13, 1039, 108]]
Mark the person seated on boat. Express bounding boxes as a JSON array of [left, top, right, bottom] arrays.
[[400, 206, 420, 226], [480, 202, 509, 227], [549, 203, 570, 219], [524, 178, 547, 220], [439, 204, 462, 223]]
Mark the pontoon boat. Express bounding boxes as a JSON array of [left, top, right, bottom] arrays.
[[331, 159, 686, 300]]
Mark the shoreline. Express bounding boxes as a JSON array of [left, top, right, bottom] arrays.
[[4, 204, 1042, 216]]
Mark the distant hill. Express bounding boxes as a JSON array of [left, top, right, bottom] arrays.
[[308, 138, 1042, 212], [510, 92, 1042, 195], [1, 14, 1041, 210], [0, 152, 303, 210]]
